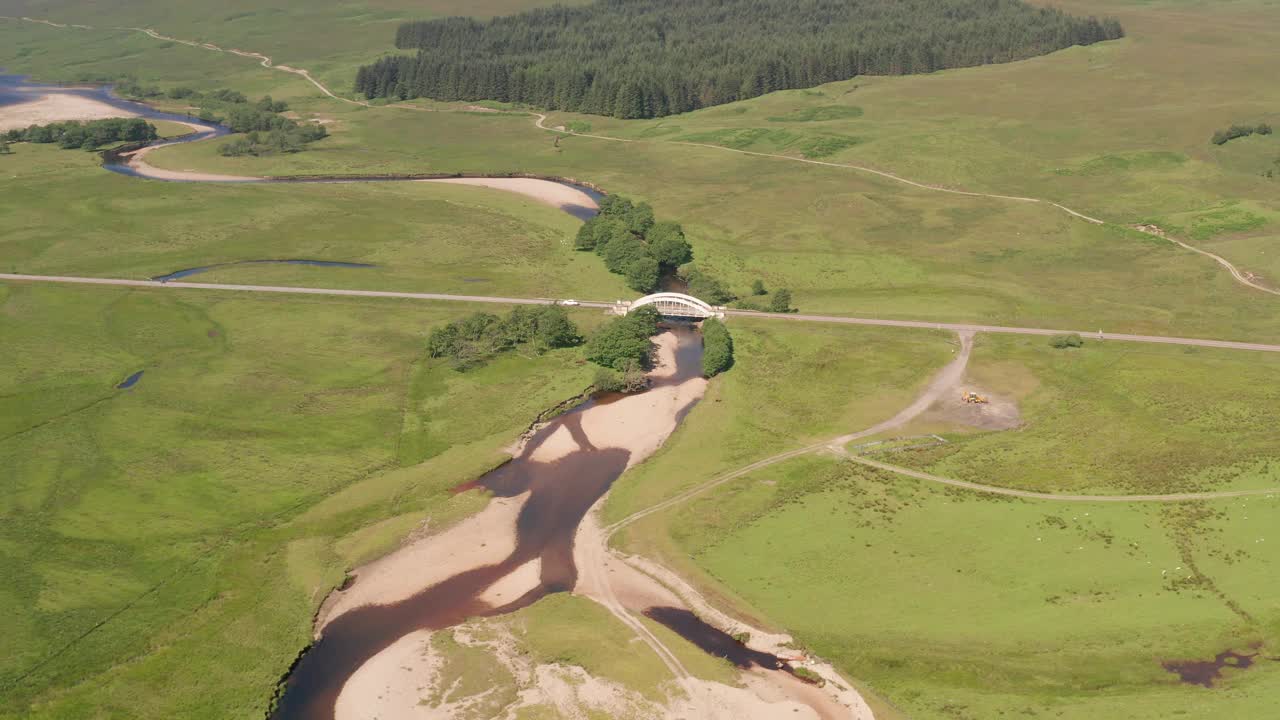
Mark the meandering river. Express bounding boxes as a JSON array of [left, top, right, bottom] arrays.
[[0, 74, 604, 219], [3, 76, 863, 718], [271, 326, 706, 719]]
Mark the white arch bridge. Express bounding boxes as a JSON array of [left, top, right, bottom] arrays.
[[613, 292, 724, 319]]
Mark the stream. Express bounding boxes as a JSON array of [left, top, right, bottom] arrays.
[[270, 325, 705, 720], [0, 74, 605, 219]]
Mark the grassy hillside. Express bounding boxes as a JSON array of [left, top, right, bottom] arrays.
[[0, 281, 605, 718], [0, 0, 586, 90], [5, 1, 1270, 340], [1, 143, 628, 300], [4, 1, 1280, 717], [888, 334, 1280, 495], [671, 455, 1280, 719]]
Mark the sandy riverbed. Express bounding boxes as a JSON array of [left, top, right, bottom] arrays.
[[419, 176, 599, 216], [316, 496, 526, 632], [317, 330, 871, 719], [0, 91, 137, 132], [318, 333, 699, 632]]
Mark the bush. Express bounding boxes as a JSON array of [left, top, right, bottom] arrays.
[[1049, 333, 1084, 349], [1211, 123, 1273, 145], [790, 667, 826, 686], [427, 306, 581, 370], [4, 118, 158, 150], [769, 288, 793, 313], [218, 124, 327, 156], [585, 306, 661, 370], [701, 318, 734, 377], [751, 279, 767, 296], [680, 265, 736, 304], [593, 361, 649, 393]]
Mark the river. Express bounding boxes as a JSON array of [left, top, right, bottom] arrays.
[[0, 74, 604, 219], [270, 325, 706, 720], [3, 74, 864, 718]]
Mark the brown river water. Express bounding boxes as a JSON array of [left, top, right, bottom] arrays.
[[270, 324, 704, 720]]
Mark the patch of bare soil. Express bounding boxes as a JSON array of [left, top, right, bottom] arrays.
[[0, 91, 137, 131], [417, 177, 598, 216], [921, 381, 1022, 431]]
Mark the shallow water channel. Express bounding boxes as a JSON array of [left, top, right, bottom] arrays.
[[1, 75, 605, 218], [270, 325, 704, 720]]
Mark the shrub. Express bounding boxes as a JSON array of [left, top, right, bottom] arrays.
[[4, 118, 158, 150], [585, 306, 661, 370], [1211, 123, 1273, 145], [701, 318, 734, 377], [751, 279, 767, 296], [791, 667, 826, 686], [427, 306, 581, 370], [647, 221, 692, 266], [680, 265, 736, 304], [1049, 333, 1084, 349], [769, 288, 793, 313], [623, 256, 661, 293], [599, 360, 651, 392]]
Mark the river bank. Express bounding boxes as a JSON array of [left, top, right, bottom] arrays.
[[273, 328, 711, 719], [280, 325, 873, 719]]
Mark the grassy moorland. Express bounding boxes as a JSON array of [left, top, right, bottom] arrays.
[[665, 454, 1280, 719], [3, 0, 1280, 717], [885, 334, 1280, 495], [140, 106, 1280, 342], [7, 2, 1269, 338], [0, 281, 610, 718], [0, 0, 589, 91], [5, 1, 1269, 341], [1, 143, 627, 299], [604, 319, 954, 643]]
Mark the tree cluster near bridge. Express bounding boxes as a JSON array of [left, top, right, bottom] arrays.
[[427, 305, 581, 370], [574, 194, 693, 292]]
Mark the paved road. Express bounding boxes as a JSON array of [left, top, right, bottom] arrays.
[[6, 273, 1279, 354], [723, 308, 1280, 353]]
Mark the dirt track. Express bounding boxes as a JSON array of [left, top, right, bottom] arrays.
[[606, 329, 1280, 539]]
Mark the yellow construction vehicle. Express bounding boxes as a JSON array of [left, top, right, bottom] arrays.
[[961, 390, 989, 404]]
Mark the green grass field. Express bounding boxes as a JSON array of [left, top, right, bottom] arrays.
[[669, 454, 1280, 719], [5, 0, 1280, 717], [7, 0, 1273, 342], [885, 334, 1280, 495], [0, 0, 589, 92], [0, 281, 605, 718], [1, 143, 628, 299]]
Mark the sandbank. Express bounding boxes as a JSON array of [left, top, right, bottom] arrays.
[[420, 177, 598, 215], [0, 91, 137, 131]]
